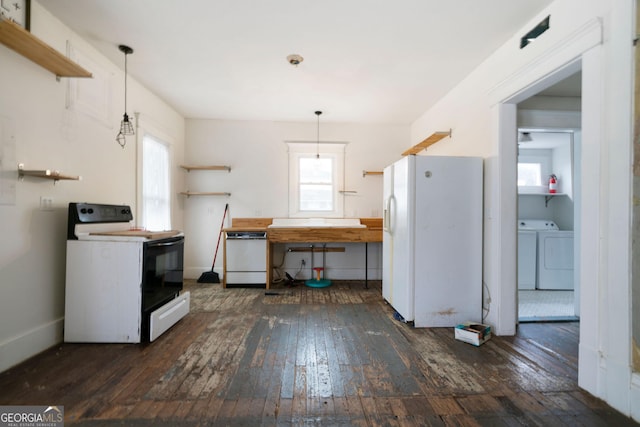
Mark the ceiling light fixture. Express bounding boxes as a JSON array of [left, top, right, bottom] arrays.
[[518, 131, 533, 143], [315, 110, 322, 159], [287, 54, 304, 66], [116, 44, 134, 148]]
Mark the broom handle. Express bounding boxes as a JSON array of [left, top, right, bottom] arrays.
[[211, 203, 229, 270]]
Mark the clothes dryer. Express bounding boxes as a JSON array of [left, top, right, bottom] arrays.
[[537, 229, 574, 290], [518, 220, 573, 290]]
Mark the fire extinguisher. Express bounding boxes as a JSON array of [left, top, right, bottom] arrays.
[[548, 174, 558, 193]]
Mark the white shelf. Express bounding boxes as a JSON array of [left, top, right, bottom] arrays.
[[518, 192, 566, 207]]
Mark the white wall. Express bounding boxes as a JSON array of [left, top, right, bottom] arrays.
[[409, 0, 637, 420], [0, 3, 185, 372], [183, 119, 409, 280]]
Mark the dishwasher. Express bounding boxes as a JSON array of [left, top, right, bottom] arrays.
[[224, 231, 267, 287]]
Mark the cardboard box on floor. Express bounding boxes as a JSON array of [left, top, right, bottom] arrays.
[[454, 322, 492, 346]]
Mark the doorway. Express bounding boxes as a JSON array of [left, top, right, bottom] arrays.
[[515, 72, 581, 322]]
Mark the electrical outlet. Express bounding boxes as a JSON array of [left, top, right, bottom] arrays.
[[40, 196, 53, 211]]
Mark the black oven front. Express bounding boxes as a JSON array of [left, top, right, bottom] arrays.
[[141, 236, 184, 340]]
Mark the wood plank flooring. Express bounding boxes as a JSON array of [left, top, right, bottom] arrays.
[[0, 280, 637, 426]]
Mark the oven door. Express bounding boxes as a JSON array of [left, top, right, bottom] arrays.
[[142, 236, 184, 318]]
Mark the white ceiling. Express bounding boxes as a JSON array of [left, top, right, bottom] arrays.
[[39, 0, 554, 124]]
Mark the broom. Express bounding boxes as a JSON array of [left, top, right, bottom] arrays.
[[197, 203, 229, 283]]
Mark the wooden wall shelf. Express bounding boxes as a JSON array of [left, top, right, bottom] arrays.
[[180, 191, 231, 197], [18, 163, 81, 182], [180, 165, 231, 172], [180, 164, 231, 196], [362, 170, 383, 177], [402, 130, 451, 156], [0, 18, 92, 78]]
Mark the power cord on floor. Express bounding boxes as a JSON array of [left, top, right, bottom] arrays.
[[271, 250, 288, 284], [482, 280, 491, 322]]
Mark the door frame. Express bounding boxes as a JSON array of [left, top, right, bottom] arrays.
[[488, 18, 604, 393]]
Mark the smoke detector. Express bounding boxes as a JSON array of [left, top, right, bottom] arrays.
[[287, 54, 304, 66]]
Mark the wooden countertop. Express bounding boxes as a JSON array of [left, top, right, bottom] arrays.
[[226, 218, 382, 242], [268, 226, 377, 243]]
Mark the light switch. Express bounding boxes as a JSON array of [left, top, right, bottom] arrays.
[[40, 196, 53, 211]]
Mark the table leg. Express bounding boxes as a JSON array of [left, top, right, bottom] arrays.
[[365, 242, 369, 289]]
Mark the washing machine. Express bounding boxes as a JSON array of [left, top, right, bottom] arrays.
[[517, 220, 541, 290], [537, 227, 574, 290]]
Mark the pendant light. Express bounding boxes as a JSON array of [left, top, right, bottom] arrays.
[[315, 110, 322, 159], [116, 45, 134, 148]]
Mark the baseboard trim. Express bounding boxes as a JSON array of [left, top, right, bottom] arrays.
[[0, 318, 63, 373], [631, 373, 640, 422]]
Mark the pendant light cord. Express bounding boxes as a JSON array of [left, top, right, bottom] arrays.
[[315, 110, 322, 159], [116, 45, 134, 148], [124, 51, 128, 113]]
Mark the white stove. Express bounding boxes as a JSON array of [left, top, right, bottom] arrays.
[[65, 202, 190, 343]]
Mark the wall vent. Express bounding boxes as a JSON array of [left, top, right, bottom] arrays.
[[520, 15, 550, 49]]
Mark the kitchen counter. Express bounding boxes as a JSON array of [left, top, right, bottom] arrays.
[[223, 218, 382, 288], [224, 218, 382, 242]]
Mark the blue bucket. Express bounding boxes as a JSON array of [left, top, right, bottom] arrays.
[[305, 279, 332, 288]]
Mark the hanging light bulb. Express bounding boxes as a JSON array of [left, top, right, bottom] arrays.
[[315, 110, 322, 159], [116, 45, 134, 148]]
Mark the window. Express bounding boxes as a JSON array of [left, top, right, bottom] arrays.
[[299, 157, 333, 211], [517, 163, 542, 187], [141, 134, 171, 230], [288, 142, 345, 217], [517, 149, 553, 193]]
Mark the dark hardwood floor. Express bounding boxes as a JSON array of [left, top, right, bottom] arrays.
[[0, 280, 637, 426]]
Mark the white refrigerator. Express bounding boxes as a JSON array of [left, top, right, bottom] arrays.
[[382, 155, 483, 327]]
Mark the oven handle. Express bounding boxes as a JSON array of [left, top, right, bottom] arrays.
[[146, 239, 184, 248]]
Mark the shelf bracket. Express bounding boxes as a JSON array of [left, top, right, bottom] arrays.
[[545, 195, 553, 207]]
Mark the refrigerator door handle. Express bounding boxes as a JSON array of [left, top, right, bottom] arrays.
[[383, 195, 394, 233], [383, 198, 389, 232]]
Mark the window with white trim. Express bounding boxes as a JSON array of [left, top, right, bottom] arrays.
[[517, 163, 542, 186], [141, 133, 171, 230], [518, 149, 552, 193], [288, 142, 345, 217]]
